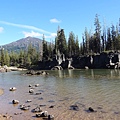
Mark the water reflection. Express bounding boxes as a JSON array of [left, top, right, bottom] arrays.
[[58, 69, 74, 78], [58, 70, 62, 78], [56, 69, 120, 79], [68, 69, 74, 77]]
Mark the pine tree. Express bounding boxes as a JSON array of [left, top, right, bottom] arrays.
[[75, 35, 80, 56], [42, 34, 49, 60], [4, 50, 10, 66], [94, 14, 101, 53], [82, 34, 85, 55], [84, 28, 89, 54], [26, 54, 32, 66], [38, 40, 43, 61], [9, 51, 18, 66], [19, 50, 24, 66], [106, 28, 112, 50], [115, 21, 120, 50], [48, 42, 53, 59], [116, 35, 120, 50], [68, 32, 75, 57], [101, 25, 106, 51], [0, 48, 5, 66], [111, 24, 116, 50], [57, 29, 67, 55], [27, 44, 37, 64]]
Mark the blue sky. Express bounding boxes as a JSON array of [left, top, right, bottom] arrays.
[[0, 0, 120, 45]]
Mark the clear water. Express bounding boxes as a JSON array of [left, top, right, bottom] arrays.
[[0, 69, 120, 120]]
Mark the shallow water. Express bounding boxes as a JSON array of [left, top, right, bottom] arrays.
[[0, 69, 120, 120]]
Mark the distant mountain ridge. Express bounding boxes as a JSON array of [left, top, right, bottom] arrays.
[[2, 37, 43, 52]]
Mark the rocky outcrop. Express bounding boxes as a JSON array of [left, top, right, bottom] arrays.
[[0, 65, 11, 72], [71, 52, 120, 69], [51, 66, 63, 70], [68, 58, 74, 69], [37, 52, 120, 70]]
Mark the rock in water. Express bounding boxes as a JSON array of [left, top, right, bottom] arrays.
[[29, 89, 34, 93], [12, 100, 19, 104], [36, 111, 48, 117], [32, 106, 42, 113], [9, 87, 17, 91], [70, 104, 79, 111], [35, 84, 39, 87]]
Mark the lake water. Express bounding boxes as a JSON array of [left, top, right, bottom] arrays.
[[0, 69, 120, 120]]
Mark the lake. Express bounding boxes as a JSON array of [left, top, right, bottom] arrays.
[[0, 69, 120, 120]]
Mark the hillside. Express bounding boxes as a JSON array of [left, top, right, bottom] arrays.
[[2, 37, 43, 52]]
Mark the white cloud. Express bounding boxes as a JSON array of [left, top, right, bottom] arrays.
[[45, 33, 57, 39], [50, 18, 61, 23], [22, 31, 43, 37], [0, 21, 57, 40], [22, 31, 57, 39], [0, 21, 51, 34], [0, 27, 4, 33]]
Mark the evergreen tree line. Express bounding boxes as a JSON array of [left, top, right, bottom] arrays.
[[43, 15, 120, 58], [0, 44, 39, 67], [82, 14, 120, 55], [1, 14, 120, 67]]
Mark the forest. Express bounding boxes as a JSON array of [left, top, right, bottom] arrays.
[[0, 14, 120, 68]]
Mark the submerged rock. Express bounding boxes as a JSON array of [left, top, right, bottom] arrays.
[[28, 84, 32, 87], [48, 114, 54, 120], [70, 104, 79, 111], [35, 92, 42, 95], [26, 70, 49, 75], [26, 99, 32, 103], [49, 105, 54, 108], [19, 104, 30, 110], [36, 111, 48, 117], [88, 107, 97, 112], [32, 106, 42, 113], [35, 84, 39, 87]]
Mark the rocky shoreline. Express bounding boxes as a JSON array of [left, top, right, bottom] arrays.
[[0, 66, 27, 73]]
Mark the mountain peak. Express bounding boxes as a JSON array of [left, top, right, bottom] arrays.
[[2, 37, 43, 52]]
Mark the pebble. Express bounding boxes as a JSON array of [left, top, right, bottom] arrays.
[[29, 89, 34, 93], [9, 87, 17, 91], [12, 100, 19, 104]]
